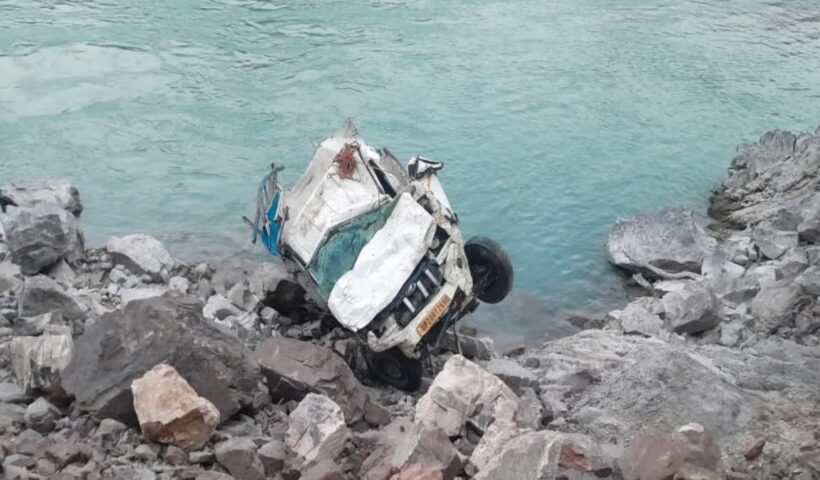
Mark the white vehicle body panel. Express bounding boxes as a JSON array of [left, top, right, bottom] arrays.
[[279, 134, 389, 265], [328, 192, 436, 331]]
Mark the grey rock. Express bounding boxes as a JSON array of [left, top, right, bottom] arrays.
[[189, 449, 214, 464], [10, 325, 73, 398], [1, 180, 82, 216], [0, 261, 22, 295], [605, 208, 716, 277], [752, 218, 799, 260], [169, 276, 190, 293], [515, 387, 545, 430], [0, 402, 26, 432], [710, 129, 819, 228], [256, 440, 286, 476], [215, 437, 265, 480], [17, 275, 86, 321], [472, 427, 561, 480], [797, 266, 820, 297], [776, 248, 809, 280], [47, 259, 77, 286], [164, 445, 189, 465], [13, 310, 63, 337], [751, 282, 806, 333], [4, 453, 36, 468], [2, 203, 82, 275], [524, 329, 820, 468], [286, 393, 349, 469], [135, 444, 160, 462], [618, 298, 664, 336], [119, 285, 169, 307], [203, 294, 242, 322], [254, 338, 367, 421], [63, 292, 259, 425], [360, 419, 459, 480], [718, 321, 746, 348], [440, 330, 495, 361], [226, 281, 258, 312], [486, 358, 538, 395], [662, 283, 723, 334], [0, 381, 29, 404], [415, 355, 519, 437], [24, 397, 61, 433], [196, 472, 235, 480], [94, 418, 128, 447], [106, 234, 176, 280]]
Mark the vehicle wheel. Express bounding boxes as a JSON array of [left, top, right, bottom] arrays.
[[363, 347, 422, 391], [465, 236, 514, 304]]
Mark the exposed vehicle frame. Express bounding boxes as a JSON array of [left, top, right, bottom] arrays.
[[252, 120, 512, 390]]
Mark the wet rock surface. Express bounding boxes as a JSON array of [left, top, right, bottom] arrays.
[[0, 125, 818, 479]]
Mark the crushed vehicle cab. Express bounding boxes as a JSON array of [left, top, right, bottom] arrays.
[[252, 120, 512, 390]]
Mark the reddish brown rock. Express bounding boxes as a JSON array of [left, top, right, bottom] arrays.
[[390, 465, 444, 480], [742, 435, 766, 460], [559, 443, 595, 472], [131, 364, 220, 450], [621, 425, 724, 480]]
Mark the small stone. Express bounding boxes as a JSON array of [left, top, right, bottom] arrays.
[[363, 399, 391, 427], [95, 418, 128, 447], [196, 472, 234, 480], [44, 440, 88, 468], [189, 449, 214, 464], [743, 435, 766, 460], [169, 276, 190, 293], [135, 444, 160, 462], [24, 397, 61, 433], [165, 445, 189, 465]]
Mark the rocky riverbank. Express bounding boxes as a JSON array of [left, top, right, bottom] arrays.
[[0, 126, 818, 480]]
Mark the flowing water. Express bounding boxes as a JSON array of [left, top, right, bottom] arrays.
[[2, 0, 820, 342]]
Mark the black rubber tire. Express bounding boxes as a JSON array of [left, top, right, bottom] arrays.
[[363, 347, 423, 392], [465, 235, 514, 304]]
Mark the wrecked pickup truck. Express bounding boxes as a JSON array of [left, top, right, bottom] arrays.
[[251, 120, 512, 390]]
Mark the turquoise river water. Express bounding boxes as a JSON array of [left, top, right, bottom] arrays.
[[1, 1, 820, 342]]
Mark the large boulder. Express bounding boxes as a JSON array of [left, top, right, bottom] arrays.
[[1, 180, 83, 216], [106, 234, 176, 280], [10, 325, 73, 399], [254, 338, 367, 421], [131, 364, 220, 450], [17, 275, 86, 320], [1, 203, 82, 275], [286, 393, 349, 469], [415, 355, 519, 437], [516, 330, 820, 470], [710, 128, 820, 228], [605, 208, 715, 277], [62, 292, 259, 424]]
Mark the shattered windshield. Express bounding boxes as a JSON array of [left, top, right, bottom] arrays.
[[308, 199, 397, 298]]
